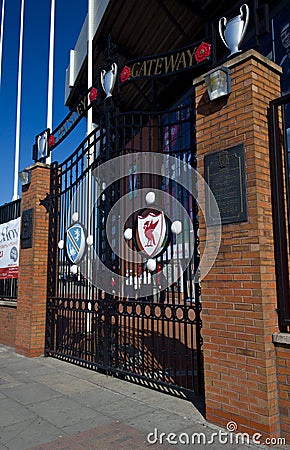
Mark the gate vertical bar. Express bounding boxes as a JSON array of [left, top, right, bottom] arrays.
[[46, 162, 60, 353], [269, 99, 290, 329]]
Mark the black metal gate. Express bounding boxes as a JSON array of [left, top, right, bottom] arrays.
[[269, 93, 290, 330], [45, 93, 204, 401]]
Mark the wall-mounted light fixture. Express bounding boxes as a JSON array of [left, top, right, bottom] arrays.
[[205, 66, 231, 101], [19, 169, 31, 186]]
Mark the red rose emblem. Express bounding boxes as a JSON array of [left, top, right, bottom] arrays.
[[48, 135, 55, 147], [120, 66, 131, 83], [194, 42, 211, 63], [89, 87, 98, 102]]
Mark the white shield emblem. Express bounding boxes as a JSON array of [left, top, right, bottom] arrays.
[[136, 212, 166, 258], [66, 223, 86, 264]]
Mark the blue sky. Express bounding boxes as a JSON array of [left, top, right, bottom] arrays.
[[0, 0, 87, 205]]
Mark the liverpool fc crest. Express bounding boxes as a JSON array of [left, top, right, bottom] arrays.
[[136, 212, 167, 258]]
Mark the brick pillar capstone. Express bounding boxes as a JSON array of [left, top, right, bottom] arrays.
[[15, 163, 50, 357], [194, 50, 282, 438]]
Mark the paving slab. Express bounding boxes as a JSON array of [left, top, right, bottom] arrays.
[[34, 373, 98, 396], [70, 387, 125, 409], [2, 382, 62, 405], [0, 397, 36, 427], [0, 371, 23, 389], [16, 364, 63, 379], [92, 396, 154, 421], [124, 408, 194, 435], [61, 415, 113, 436], [0, 344, 288, 450], [27, 396, 105, 429], [0, 418, 64, 450], [30, 421, 172, 450]]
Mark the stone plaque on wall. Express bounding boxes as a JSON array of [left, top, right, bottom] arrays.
[[204, 144, 247, 225], [20, 208, 34, 249]]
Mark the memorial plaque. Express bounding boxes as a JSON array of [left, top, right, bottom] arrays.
[[20, 208, 34, 249], [204, 144, 247, 225]]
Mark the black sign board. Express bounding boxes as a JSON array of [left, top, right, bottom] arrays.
[[120, 39, 212, 83], [20, 208, 34, 249], [204, 145, 247, 225]]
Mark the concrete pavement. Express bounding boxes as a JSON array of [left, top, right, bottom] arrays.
[[0, 344, 288, 450]]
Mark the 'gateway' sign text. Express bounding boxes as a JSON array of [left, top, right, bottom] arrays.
[[120, 40, 211, 83]]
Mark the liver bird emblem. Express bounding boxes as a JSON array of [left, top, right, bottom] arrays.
[[143, 220, 158, 247]]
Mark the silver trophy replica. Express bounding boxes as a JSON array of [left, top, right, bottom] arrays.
[[37, 131, 48, 159], [219, 4, 249, 57], [101, 62, 118, 98]]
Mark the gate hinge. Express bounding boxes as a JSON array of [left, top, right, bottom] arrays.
[[39, 193, 52, 214]]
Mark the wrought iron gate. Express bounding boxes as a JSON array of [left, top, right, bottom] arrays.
[[45, 93, 204, 400], [269, 93, 290, 329]]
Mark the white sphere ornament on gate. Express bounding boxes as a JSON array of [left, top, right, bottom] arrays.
[[70, 265, 78, 274], [58, 240, 64, 250], [72, 212, 79, 222], [171, 220, 182, 235], [145, 191, 155, 205], [147, 258, 156, 272], [86, 235, 94, 246], [124, 228, 133, 241]]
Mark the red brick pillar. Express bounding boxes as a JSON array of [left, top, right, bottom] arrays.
[[194, 50, 282, 438], [15, 163, 50, 357]]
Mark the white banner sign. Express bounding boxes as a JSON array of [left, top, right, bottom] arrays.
[[0, 217, 20, 279]]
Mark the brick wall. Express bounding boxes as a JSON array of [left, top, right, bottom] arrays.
[[0, 303, 16, 347], [194, 50, 282, 438], [15, 163, 50, 357]]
